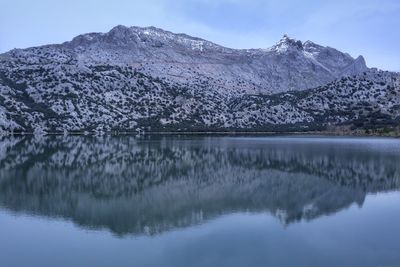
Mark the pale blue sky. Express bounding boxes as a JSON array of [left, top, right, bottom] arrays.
[[1, 0, 399, 70]]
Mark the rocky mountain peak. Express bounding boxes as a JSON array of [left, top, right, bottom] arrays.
[[271, 34, 304, 53], [2, 25, 370, 95], [355, 55, 366, 65], [66, 25, 224, 53], [341, 55, 368, 75], [0, 25, 397, 134]]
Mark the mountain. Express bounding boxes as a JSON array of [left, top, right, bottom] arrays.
[[2, 26, 367, 95], [0, 25, 398, 134]]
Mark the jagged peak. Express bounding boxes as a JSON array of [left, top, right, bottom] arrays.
[[355, 55, 366, 64], [271, 34, 303, 53], [281, 34, 291, 41], [340, 55, 368, 75], [278, 34, 297, 44]]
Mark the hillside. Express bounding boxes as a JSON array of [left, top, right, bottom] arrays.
[[0, 25, 398, 134]]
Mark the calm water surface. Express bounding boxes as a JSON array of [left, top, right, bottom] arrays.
[[0, 135, 400, 267]]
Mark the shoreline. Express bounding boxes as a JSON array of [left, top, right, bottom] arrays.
[[1, 131, 399, 138]]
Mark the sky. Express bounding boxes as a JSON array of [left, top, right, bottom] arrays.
[[1, 0, 399, 71]]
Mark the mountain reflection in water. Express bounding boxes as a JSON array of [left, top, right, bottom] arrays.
[[0, 135, 399, 236]]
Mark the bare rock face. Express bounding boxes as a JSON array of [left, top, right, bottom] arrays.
[[3, 25, 367, 94], [70, 26, 368, 94], [341, 55, 368, 76], [0, 25, 397, 133]]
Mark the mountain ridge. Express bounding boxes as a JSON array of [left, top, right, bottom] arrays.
[[1, 25, 368, 94], [0, 25, 398, 134]]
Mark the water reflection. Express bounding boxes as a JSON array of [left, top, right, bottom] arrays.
[[0, 135, 399, 236]]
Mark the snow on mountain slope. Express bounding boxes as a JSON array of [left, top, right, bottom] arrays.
[[2, 25, 368, 94], [0, 25, 397, 134]]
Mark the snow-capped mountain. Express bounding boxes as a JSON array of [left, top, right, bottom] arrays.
[[0, 25, 398, 133], [2, 25, 368, 94]]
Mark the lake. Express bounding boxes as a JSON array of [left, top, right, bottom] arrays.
[[0, 135, 400, 267]]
